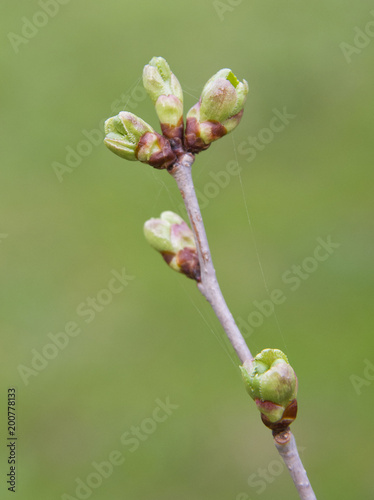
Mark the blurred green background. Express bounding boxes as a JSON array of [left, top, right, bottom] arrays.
[[1, 1, 373, 498]]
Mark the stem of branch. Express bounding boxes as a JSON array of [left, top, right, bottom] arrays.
[[274, 429, 317, 500], [169, 153, 317, 500], [169, 155, 252, 364]]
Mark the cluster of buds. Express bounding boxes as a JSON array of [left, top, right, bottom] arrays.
[[104, 56, 248, 168], [240, 349, 298, 434], [143, 211, 200, 281], [104, 61, 306, 444]]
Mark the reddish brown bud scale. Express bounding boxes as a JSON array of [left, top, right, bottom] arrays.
[[185, 117, 227, 154], [161, 117, 185, 157], [260, 399, 298, 435], [185, 117, 211, 153], [136, 132, 176, 169], [205, 120, 227, 142], [161, 117, 184, 140], [161, 251, 174, 265], [176, 247, 201, 281], [148, 148, 176, 169]]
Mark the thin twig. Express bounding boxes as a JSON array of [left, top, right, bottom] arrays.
[[169, 155, 252, 364], [169, 154, 317, 500], [274, 429, 317, 500]]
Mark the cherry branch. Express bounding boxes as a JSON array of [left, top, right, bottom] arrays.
[[169, 154, 317, 500], [103, 55, 317, 500]]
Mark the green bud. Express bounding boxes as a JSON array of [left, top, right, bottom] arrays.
[[160, 211, 184, 225], [143, 213, 176, 253], [143, 57, 183, 104], [240, 349, 298, 430], [104, 112, 176, 169], [144, 211, 200, 281], [155, 95, 183, 128], [220, 111, 245, 134], [104, 112, 154, 161], [143, 57, 184, 143], [185, 68, 248, 153], [200, 69, 248, 122]]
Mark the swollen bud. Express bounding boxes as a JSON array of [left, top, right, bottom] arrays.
[[185, 68, 248, 153], [240, 349, 298, 433], [144, 211, 200, 281], [104, 112, 153, 161], [143, 57, 183, 104], [104, 112, 176, 169], [143, 57, 184, 145]]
